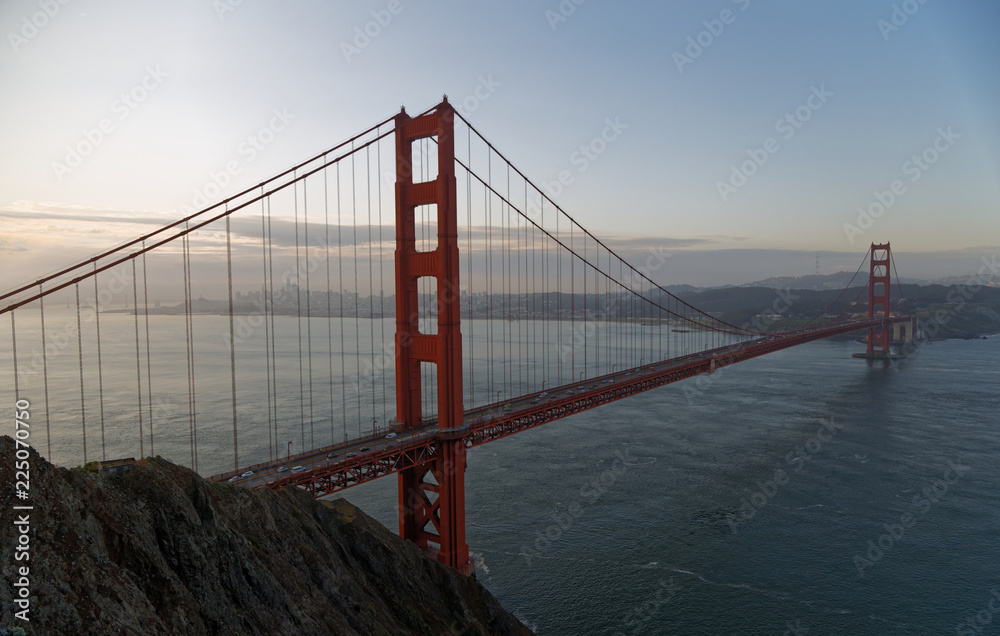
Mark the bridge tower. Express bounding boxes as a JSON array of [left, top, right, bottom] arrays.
[[866, 242, 891, 358], [394, 99, 470, 574]]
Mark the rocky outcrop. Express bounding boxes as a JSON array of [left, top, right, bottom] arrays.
[[0, 437, 533, 635]]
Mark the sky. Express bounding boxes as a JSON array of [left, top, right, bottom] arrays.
[[1, 0, 998, 290]]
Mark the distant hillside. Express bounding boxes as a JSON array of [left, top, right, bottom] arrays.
[[673, 283, 1000, 340], [0, 438, 533, 636], [739, 271, 926, 291]]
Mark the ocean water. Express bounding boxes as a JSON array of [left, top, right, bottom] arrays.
[[344, 336, 1000, 635], [5, 307, 999, 634]]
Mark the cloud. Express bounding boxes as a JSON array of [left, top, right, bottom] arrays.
[[0, 201, 177, 226]]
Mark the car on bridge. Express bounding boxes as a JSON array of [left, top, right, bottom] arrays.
[[277, 466, 289, 473], [291, 465, 306, 473], [327, 452, 339, 458], [347, 451, 358, 458], [385, 432, 397, 439], [241, 471, 254, 478]]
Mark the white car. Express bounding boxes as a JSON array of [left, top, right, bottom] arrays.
[[385, 432, 397, 439], [291, 465, 306, 473], [241, 471, 254, 478], [276, 466, 289, 473], [228, 476, 240, 483]]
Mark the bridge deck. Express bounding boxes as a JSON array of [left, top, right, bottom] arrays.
[[211, 317, 908, 497]]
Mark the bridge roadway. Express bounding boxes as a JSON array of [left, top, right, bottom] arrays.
[[211, 317, 907, 497]]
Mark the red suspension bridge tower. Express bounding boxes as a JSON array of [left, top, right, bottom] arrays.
[[866, 242, 892, 358], [394, 99, 470, 573]]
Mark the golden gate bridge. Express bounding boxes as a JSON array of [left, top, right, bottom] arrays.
[[0, 98, 912, 574]]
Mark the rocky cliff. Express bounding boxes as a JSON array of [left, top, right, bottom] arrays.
[[0, 437, 533, 635]]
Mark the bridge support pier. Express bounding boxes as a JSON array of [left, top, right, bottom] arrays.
[[394, 98, 471, 574]]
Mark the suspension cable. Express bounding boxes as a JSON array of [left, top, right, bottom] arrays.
[[38, 287, 53, 457], [92, 265, 106, 461]]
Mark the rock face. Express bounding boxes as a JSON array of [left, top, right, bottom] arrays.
[[0, 437, 533, 636]]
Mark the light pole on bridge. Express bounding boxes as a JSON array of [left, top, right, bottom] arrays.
[[287, 440, 291, 460]]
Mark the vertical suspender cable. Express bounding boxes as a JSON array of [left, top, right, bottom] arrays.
[[541, 197, 546, 386], [503, 164, 510, 399], [323, 156, 336, 443], [10, 312, 18, 412], [377, 131, 388, 426], [182, 233, 193, 467], [39, 287, 52, 458], [142, 247, 153, 456], [266, 197, 279, 458], [293, 175, 305, 452], [466, 126, 476, 409], [486, 151, 493, 402], [570, 214, 575, 380], [304, 177, 315, 449], [182, 229, 197, 471], [131, 260, 144, 458], [75, 284, 87, 462], [337, 162, 347, 440], [367, 146, 377, 429], [260, 194, 274, 460], [556, 210, 561, 384], [226, 212, 239, 470], [352, 145, 362, 435], [93, 266, 106, 461]]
